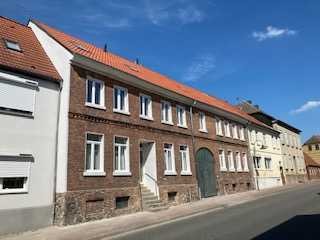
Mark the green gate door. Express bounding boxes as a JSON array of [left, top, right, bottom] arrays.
[[196, 148, 217, 198]]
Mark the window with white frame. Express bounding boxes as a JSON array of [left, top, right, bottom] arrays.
[[224, 122, 231, 137], [219, 150, 227, 170], [176, 105, 187, 127], [239, 126, 245, 140], [265, 158, 272, 169], [242, 153, 249, 171], [232, 125, 238, 139], [235, 152, 242, 171], [140, 94, 152, 119], [86, 79, 105, 107], [227, 151, 235, 170], [164, 143, 176, 174], [251, 130, 256, 143], [179, 145, 191, 174], [215, 119, 223, 136], [253, 156, 261, 169], [114, 136, 130, 175], [113, 86, 129, 113], [85, 133, 104, 175], [161, 101, 172, 124], [0, 155, 31, 194], [199, 112, 207, 132]]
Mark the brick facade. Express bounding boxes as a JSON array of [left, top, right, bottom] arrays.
[[54, 65, 254, 224]]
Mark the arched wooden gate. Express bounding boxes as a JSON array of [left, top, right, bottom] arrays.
[[196, 148, 217, 198]]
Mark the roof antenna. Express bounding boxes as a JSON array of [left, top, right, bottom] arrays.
[[135, 58, 140, 65], [104, 44, 108, 52]]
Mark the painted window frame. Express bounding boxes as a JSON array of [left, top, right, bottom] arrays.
[[113, 85, 130, 115], [199, 112, 207, 133], [176, 105, 187, 128], [219, 149, 227, 171], [227, 150, 235, 171], [242, 153, 249, 171], [264, 157, 272, 169], [85, 78, 105, 109], [235, 152, 242, 171], [161, 100, 173, 125], [215, 118, 223, 136], [224, 121, 231, 138], [164, 143, 176, 175], [84, 132, 106, 176], [113, 135, 131, 176], [239, 126, 245, 141], [232, 125, 239, 139], [179, 145, 192, 175], [139, 94, 153, 120], [4, 39, 22, 52], [0, 177, 28, 194]]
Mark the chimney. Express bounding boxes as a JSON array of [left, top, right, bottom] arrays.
[[104, 44, 108, 52], [135, 58, 140, 65]]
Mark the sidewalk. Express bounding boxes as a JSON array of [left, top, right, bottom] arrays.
[[1, 182, 316, 240]]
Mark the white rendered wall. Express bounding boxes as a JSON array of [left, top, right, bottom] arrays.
[[0, 73, 59, 209], [29, 22, 73, 193]]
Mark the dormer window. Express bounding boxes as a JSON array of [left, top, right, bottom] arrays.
[[4, 39, 21, 52]]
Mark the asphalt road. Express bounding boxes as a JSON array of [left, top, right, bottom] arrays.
[[112, 183, 320, 240]]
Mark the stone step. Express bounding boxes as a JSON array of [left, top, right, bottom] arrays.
[[142, 199, 162, 205], [146, 205, 169, 212]]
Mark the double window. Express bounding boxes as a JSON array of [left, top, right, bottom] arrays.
[[85, 133, 105, 176], [232, 125, 238, 139], [199, 112, 207, 132], [215, 119, 223, 136], [114, 136, 130, 175], [180, 145, 191, 175], [265, 158, 272, 169], [219, 150, 227, 171], [161, 101, 173, 124], [140, 94, 152, 119], [164, 143, 176, 175], [224, 122, 231, 137], [113, 86, 129, 114], [86, 79, 105, 108], [242, 153, 249, 171], [227, 151, 235, 171], [235, 152, 242, 171], [177, 105, 187, 128], [254, 156, 261, 169], [239, 126, 245, 140]]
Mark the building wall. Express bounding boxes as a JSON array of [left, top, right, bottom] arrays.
[[54, 65, 254, 225], [247, 127, 283, 189], [303, 144, 320, 165], [306, 166, 320, 180], [273, 124, 307, 184], [0, 72, 60, 234]]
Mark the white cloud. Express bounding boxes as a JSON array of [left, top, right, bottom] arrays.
[[177, 5, 204, 24], [252, 26, 297, 42], [291, 101, 320, 114], [183, 54, 216, 82]]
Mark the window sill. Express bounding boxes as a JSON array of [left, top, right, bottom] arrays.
[[0, 108, 34, 118], [216, 133, 224, 137], [164, 171, 177, 176], [83, 171, 106, 177], [0, 189, 28, 195], [161, 121, 174, 126], [113, 109, 130, 115], [220, 168, 228, 172], [229, 168, 235, 172], [113, 171, 132, 176], [85, 102, 106, 110], [181, 171, 192, 176], [199, 129, 208, 133], [177, 124, 188, 129], [140, 115, 154, 121]]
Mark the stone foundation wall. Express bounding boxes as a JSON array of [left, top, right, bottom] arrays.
[[158, 184, 199, 207], [54, 187, 141, 226]]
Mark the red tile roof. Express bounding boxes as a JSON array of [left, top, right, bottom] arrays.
[[304, 152, 320, 167], [32, 20, 274, 129], [0, 17, 60, 82]]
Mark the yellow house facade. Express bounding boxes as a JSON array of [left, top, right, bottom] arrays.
[[303, 135, 320, 164]]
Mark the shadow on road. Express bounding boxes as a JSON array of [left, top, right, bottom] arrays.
[[253, 214, 320, 240]]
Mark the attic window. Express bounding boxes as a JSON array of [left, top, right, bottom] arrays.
[[4, 39, 21, 52], [124, 63, 139, 72], [76, 44, 88, 51]]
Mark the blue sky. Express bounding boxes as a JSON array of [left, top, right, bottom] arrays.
[[1, 0, 319, 141]]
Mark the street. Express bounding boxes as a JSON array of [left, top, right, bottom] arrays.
[[111, 183, 320, 240]]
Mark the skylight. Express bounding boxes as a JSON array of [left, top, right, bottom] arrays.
[[4, 39, 21, 52]]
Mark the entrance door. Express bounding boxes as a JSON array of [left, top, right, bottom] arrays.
[[196, 148, 217, 198]]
